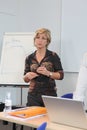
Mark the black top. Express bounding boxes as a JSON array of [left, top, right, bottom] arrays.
[[24, 49, 64, 106]]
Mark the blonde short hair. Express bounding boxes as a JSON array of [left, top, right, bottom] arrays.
[[34, 28, 51, 47]]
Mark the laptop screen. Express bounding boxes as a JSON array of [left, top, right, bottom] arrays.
[[42, 95, 87, 129]]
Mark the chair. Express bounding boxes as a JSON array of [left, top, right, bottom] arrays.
[[37, 122, 47, 130], [61, 93, 73, 99]]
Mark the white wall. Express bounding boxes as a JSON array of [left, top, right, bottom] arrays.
[[57, 72, 78, 96], [0, 0, 79, 105], [0, 0, 19, 59], [61, 0, 87, 72]]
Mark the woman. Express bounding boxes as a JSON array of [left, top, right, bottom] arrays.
[[23, 28, 64, 107]]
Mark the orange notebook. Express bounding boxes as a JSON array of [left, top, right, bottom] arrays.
[[9, 106, 47, 118]]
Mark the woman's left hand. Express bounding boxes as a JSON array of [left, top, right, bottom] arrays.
[[36, 66, 50, 77]]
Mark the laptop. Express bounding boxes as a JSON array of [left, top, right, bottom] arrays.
[[42, 95, 87, 129]]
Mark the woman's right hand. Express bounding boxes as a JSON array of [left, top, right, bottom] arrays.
[[24, 72, 39, 82]]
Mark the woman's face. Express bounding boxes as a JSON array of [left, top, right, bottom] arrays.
[[34, 33, 48, 49]]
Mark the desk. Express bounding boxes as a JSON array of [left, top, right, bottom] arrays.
[[0, 112, 84, 130]]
